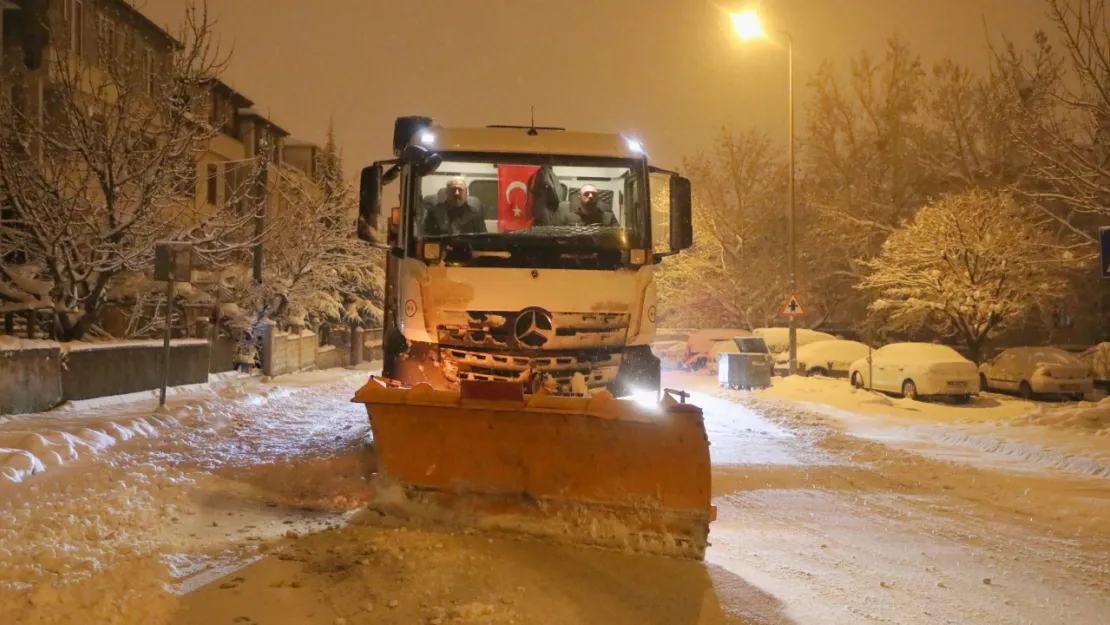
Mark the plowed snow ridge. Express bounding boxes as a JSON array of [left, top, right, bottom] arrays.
[[909, 426, 1110, 478]]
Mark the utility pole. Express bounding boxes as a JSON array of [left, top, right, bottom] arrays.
[[786, 31, 797, 376], [253, 134, 270, 283]]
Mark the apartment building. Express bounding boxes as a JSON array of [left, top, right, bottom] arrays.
[[0, 0, 323, 258]]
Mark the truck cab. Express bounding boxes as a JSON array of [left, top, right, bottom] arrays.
[[358, 116, 692, 397]]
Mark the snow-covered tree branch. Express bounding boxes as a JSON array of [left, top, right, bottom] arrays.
[[859, 189, 1074, 362], [656, 128, 800, 329], [236, 127, 384, 331], [0, 1, 268, 340]]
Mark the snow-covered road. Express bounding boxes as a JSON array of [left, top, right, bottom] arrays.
[[2, 367, 1108, 624]]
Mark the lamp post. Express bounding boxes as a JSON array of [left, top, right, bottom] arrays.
[[730, 9, 798, 375]]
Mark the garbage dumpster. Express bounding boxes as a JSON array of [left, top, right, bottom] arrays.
[[718, 337, 772, 390]]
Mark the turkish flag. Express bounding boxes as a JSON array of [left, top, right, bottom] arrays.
[[497, 165, 539, 232]]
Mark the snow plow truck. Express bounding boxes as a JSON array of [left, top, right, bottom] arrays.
[[351, 116, 713, 559]]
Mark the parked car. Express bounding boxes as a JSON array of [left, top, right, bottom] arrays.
[[1079, 343, 1110, 389], [979, 346, 1094, 400], [772, 339, 873, 378], [849, 342, 979, 403], [684, 328, 753, 371], [651, 340, 690, 370], [753, 327, 837, 357]]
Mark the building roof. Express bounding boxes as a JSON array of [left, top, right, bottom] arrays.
[[207, 78, 254, 108], [283, 137, 318, 149], [419, 126, 646, 159], [110, 0, 182, 49], [238, 108, 290, 138]]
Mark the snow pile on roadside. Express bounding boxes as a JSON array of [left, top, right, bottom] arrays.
[[1017, 397, 1110, 431], [906, 426, 1110, 477], [0, 414, 180, 483]]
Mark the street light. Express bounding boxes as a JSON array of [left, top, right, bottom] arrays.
[[729, 8, 799, 376]]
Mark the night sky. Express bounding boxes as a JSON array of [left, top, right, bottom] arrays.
[[138, 0, 1052, 172]]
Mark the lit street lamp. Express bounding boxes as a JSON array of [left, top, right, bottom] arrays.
[[730, 8, 799, 376]]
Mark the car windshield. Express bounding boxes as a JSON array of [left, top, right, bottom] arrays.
[[1028, 348, 1082, 365], [414, 155, 645, 246]]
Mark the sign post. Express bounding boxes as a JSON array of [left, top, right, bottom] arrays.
[[154, 242, 193, 408], [778, 292, 807, 376]]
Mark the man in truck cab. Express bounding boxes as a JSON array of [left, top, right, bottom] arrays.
[[572, 184, 619, 227], [422, 177, 488, 235]]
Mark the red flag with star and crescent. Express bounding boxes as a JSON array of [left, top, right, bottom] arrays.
[[497, 165, 539, 232]]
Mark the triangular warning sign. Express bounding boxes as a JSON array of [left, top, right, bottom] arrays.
[[779, 292, 807, 317]]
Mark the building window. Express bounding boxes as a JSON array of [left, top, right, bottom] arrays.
[[224, 162, 239, 211], [64, 0, 85, 56], [143, 49, 156, 96], [96, 12, 118, 66], [206, 163, 219, 205]]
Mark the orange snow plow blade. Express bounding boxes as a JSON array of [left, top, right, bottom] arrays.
[[352, 379, 714, 559]]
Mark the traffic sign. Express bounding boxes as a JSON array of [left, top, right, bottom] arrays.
[[779, 292, 807, 317], [1101, 227, 1110, 279]]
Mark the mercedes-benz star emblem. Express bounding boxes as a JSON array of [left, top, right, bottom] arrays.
[[513, 308, 555, 348]]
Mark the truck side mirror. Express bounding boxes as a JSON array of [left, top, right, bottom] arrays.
[[358, 164, 383, 243], [402, 144, 443, 177], [669, 175, 693, 252]]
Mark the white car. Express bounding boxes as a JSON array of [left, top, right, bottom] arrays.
[[753, 327, 837, 357], [1078, 343, 1110, 389], [979, 347, 1094, 400], [849, 342, 979, 403], [773, 339, 873, 378]]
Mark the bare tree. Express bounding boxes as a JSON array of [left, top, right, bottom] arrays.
[[656, 128, 793, 329], [919, 58, 1041, 191], [997, 0, 1110, 243], [0, 1, 266, 340], [859, 189, 1074, 362]]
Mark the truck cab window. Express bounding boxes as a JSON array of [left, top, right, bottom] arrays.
[[412, 156, 644, 244]]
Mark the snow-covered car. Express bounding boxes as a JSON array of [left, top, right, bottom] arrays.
[[753, 327, 837, 357], [1079, 343, 1110, 389], [650, 340, 689, 370], [979, 346, 1093, 400], [772, 339, 873, 378], [683, 328, 752, 371], [849, 342, 979, 403]]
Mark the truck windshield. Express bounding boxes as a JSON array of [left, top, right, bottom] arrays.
[[413, 154, 647, 247]]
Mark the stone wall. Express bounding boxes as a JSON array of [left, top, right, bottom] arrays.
[[0, 340, 64, 415], [260, 327, 318, 377], [61, 340, 211, 402], [1, 339, 212, 415], [314, 345, 349, 370]]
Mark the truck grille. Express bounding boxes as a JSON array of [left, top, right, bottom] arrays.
[[440, 347, 621, 388], [436, 310, 629, 350]]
